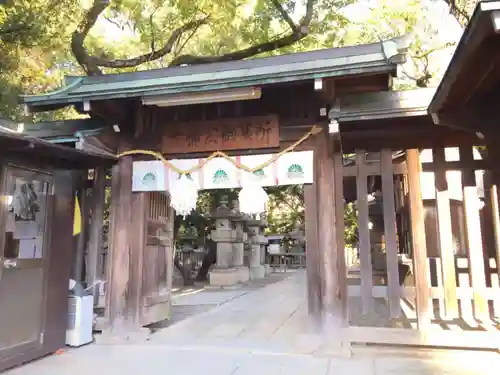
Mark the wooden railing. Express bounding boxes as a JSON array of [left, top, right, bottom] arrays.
[[267, 253, 306, 271], [340, 147, 500, 349]]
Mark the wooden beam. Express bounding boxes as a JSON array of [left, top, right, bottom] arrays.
[[72, 176, 88, 282], [343, 161, 407, 177], [340, 128, 484, 153], [406, 149, 432, 329], [333, 147, 348, 332], [345, 326, 500, 350], [165, 204, 175, 318], [430, 36, 500, 116], [431, 110, 494, 133], [489, 143, 500, 303], [129, 192, 148, 325], [355, 150, 374, 314], [86, 167, 106, 305], [380, 149, 401, 318], [103, 155, 141, 338], [315, 126, 346, 348], [422, 159, 489, 172], [161, 115, 280, 154], [432, 148, 459, 319], [304, 183, 321, 321], [459, 146, 489, 321]]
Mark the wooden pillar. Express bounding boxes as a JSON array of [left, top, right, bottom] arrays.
[[491, 171, 500, 292], [72, 176, 89, 283], [304, 182, 321, 320], [86, 167, 106, 305], [315, 127, 347, 349], [129, 192, 148, 325], [459, 146, 488, 321], [433, 148, 459, 318], [355, 150, 373, 314], [380, 149, 401, 318], [406, 149, 431, 329], [103, 156, 148, 340], [485, 140, 500, 318], [333, 143, 348, 326]]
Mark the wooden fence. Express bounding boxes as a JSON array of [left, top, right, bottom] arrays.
[[342, 147, 500, 349]]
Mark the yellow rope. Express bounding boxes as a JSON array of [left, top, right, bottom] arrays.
[[117, 125, 321, 175]]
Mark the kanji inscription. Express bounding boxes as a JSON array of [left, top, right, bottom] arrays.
[[162, 115, 280, 154]]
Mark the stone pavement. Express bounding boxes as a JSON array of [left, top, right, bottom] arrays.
[[151, 272, 292, 330], [7, 343, 500, 375], [6, 270, 500, 375]]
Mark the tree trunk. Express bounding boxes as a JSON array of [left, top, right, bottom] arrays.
[[174, 214, 195, 286], [174, 256, 194, 286], [196, 241, 217, 281]]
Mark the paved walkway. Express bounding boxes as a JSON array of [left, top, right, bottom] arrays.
[[6, 271, 500, 375]]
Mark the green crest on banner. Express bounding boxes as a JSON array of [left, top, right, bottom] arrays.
[[213, 169, 229, 184]]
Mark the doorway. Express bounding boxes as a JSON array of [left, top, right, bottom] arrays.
[[0, 166, 53, 360]]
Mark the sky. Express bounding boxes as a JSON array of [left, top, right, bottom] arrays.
[[342, 0, 463, 41]]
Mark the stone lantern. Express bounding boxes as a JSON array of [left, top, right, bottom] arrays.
[[246, 217, 268, 279], [208, 196, 239, 286], [231, 200, 250, 283]]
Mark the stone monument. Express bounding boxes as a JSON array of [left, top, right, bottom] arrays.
[[247, 217, 268, 279], [289, 222, 306, 252], [208, 196, 240, 286], [231, 200, 250, 283]]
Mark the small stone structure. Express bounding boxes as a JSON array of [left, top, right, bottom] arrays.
[[231, 200, 250, 283], [247, 217, 269, 279], [209, 197, 271, 285], [289, 222, 306, 252], [209, 196, 240, 286]]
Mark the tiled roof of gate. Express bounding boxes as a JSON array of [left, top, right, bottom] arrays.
[[21, 36, 409, 110]]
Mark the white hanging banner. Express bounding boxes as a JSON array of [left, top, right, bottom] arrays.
[[202, 157, 239, 190], [239, 182, 269, 214], [169, 174, 199, 217], [154, 151, 314, 190], [132, 160, 167, 192], [276, 151, 314, 185], [239, 154, 276, 187]]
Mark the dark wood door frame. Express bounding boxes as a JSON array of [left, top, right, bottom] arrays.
[[0, 166, 54, 361], [0, 164, 75, 373]]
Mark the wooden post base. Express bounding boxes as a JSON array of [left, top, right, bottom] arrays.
[[97, 325, 150, 344]]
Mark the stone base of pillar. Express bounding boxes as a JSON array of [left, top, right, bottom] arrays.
[[250, 265, 266, 280], [97, 326, 150, 344], [236, 266, 250, 283], [264, 264, 272, 276], [209, 268, 241, 286]]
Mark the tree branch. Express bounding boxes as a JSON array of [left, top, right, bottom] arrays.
[[71, 0, 110, 75], [170, 32, 305, 66], [300, 0, 315, 27], [0, 24, 31, 36], [270, 0, 298, 31], [442, 0, 472, 28], [71, 0, 209, 75], [173, 23, 204, 58], [410, 42, 455, 59], [93, 18, 209, 69], [72, 0, 317, 74], [104, 16, 124, 31], [170, 0, 315, 67]]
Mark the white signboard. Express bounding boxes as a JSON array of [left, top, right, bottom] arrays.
[[202, 157, 239, 190], [132, 151, 314, 192], [276, 151, 314, 185], [240, 154, 276, 187], [132, 160, 167, 192]]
